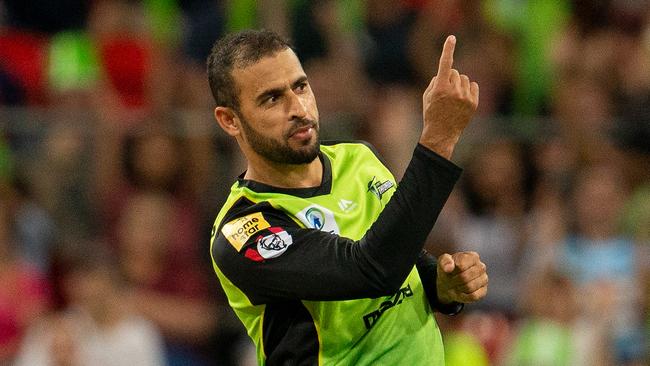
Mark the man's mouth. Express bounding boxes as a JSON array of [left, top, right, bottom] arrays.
[[288, 121, 317, 138]]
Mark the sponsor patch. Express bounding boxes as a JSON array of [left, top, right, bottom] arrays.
[[221, 212, 270, 251], [256, 227, 293, 259]]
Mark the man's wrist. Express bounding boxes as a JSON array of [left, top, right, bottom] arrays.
[[418, 134, 459, 160], [435, 300, 464, 315], [436, 290, 454, 306], [436, 289, 464, 315]]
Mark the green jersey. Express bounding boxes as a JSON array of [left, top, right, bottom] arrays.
[[210, 142, 462, 365]]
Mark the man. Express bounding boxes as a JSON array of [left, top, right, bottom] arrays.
[[207, 29, 487, 365]]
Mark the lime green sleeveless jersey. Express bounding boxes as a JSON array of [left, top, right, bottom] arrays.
[[210, 142, 460, 365]]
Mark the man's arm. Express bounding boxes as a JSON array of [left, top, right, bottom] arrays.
[[212, 144, 461, 304]]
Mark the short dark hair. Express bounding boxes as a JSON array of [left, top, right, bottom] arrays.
[[207, 29, 293, 111]]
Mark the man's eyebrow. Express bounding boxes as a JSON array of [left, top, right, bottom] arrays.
[[255, 76, 309, 105], [255, 86, 284, 105], [291, 75, 308, 89]]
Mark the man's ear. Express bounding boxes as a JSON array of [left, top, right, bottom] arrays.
[[214, 106, 241, 137]]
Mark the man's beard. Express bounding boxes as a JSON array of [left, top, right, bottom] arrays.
[[239, 116, 320, 165]]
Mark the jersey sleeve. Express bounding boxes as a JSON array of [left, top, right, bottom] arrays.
[[213, 202, 391, 304], [212, 144, 462, 305]]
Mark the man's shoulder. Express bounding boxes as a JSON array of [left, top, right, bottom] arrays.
[[321, 140, 380, 155], [320, 140, 387, 166], [214, 197, 282, 231], [210, 197, 299, 257]]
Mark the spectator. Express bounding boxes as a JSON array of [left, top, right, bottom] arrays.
[[484, 0, 570, 116], [409, 0, 516, 117], [355, 0, 424, 177], [87, 0, 179, 114], [115, 191, 217, 366], [290, 0, 369, 141], [93, 119, 206, 255], [503, 268, 582, 366], [0, 195, 50, 364], [0, 29, 48, 105], [450, 137, 530, 314], [14, 241, 166, 366], [518, 133, 576, 278], [556, 164, 648, 365], [9, 176, 56, 273]]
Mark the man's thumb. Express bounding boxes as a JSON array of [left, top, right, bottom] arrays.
[[438, 253, 455, 274]]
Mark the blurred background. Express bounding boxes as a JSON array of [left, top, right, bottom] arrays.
[[0, 0, 648, 365]]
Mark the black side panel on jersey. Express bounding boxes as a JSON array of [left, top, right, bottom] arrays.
[[263, 301, 319, 365]]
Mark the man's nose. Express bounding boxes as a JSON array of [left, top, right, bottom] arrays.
[[287, 92, 308, 120]]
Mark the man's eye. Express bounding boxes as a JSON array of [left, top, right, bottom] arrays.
[[296, 83, 307, 92]]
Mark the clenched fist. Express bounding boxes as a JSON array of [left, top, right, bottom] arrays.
[[436, 251, 488, 304], [420, 35, 479, 159]]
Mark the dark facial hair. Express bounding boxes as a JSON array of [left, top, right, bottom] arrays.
[[239, 115, 320, 165]]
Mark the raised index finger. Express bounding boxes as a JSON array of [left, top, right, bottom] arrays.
[[436, 35, 456, 80]]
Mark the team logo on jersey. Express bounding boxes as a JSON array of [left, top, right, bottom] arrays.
[[297, 204, 340, 234], [255, 227, 293, 259], [367, 176, 394, 200], [221, 212, 270, 251], [305, 207, 325, 230]]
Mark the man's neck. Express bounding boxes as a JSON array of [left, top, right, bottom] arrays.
[[244, 154, 323, 189]]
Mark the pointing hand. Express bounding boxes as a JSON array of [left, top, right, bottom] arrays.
[[420, 35, 479, 159]]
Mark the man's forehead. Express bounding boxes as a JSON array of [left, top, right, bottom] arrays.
[[232, 49, 305, 97]]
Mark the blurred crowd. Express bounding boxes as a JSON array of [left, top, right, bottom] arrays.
[[0, 0, 649, 365]]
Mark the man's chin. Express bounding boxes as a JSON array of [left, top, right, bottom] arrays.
[[287, 140, 320, 164]]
